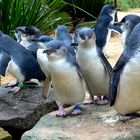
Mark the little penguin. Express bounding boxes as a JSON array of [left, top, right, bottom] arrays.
[[0, 31, 46, 93], [116, 14, 140, 48], [13, 26, 42, 58], [14, 26, 54, 95], [110, 22, 140, 121], [43, 39, 86, 117], [76, 27, 112, 105], [55, 25, 75, 56], [94, 4, 121, 53]]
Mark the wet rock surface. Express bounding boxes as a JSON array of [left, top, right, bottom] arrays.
[[21, 103, 140, 140], [0, 85, 57, 130]]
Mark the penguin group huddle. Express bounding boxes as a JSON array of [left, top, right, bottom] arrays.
[[0, 4, 140, 120]]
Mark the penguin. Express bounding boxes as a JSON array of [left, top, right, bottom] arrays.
[[43, 39, 86, 117], [116, 14, 140, 48], [76, 27, 112, 105], [94, 4, 121, 53], [71, 28, 80, 51], [55, 25, 75, 56], [12, 26, 54, 95], [0, 31, 46, 93], [110, 22, 140, 121], [12, 26, 42, 58]]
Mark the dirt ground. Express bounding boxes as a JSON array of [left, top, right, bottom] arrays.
[[1, 9, 140, 140]]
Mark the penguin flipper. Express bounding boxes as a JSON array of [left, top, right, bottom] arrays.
[[109, 23, 122, 34], [110, 49, 134, 106], [97, 47, 112, 76], [0, 51, 11, 76], [42, 73, 52, 99]]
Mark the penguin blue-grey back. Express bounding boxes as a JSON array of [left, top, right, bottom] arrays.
[[31, 35, 53, 43], [94, 4, 118, 51]]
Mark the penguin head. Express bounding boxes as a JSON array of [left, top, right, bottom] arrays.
[[119, 14, 140, 33], [43, 40, 67, 61], [55, 25, 71, 41], [100, 4, 117, 20], [78, 27, 95, 48], [11, 26, 26, 43], [14, 26, 42, 41]]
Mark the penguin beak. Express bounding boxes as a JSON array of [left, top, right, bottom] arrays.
[[115, 7, 120, 11], [71, 43, 78, 46], [43, 49, 56, 55], [114, 22, 122, 27], [31, 38, 39, 42]]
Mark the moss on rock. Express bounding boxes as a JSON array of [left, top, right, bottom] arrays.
[[0, 127, 12, 140]]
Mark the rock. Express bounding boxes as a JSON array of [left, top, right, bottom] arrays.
[[21, 103, 140, 140], [112, 129, 140, 140], [0, 85, 57, 129], [0, 127, 12, 140]]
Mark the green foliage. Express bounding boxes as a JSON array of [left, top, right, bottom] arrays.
[[117, 0, 130, 11], [105, 0, 114, 5], [128, 0, 140, 8], [106, 0, 140, 11], [0, 0, 71, 35]]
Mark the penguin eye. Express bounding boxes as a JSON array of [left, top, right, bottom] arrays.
[[125, 21, 130, 27], [79, 34, 85, 40], [88, 32, 94, 39]]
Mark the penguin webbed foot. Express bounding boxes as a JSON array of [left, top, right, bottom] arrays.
[[8, 82, 25, 93], [94, 96, 109, 105], [56, 110, 68, 118], [69, 105, 82, 117], [8, 86, 21, 93], [83, 96, 94, 105], [5, 80, 19, 88], [56, 104, 69, 118], [119, 113, 140, 122], [56, 105, 82, 118]]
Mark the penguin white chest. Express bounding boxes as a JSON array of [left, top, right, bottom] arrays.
[[20, 41, 32, 50], [37, 49, 49, 77], [114, 54, 140, 114], [48, 59, 86, 104], [77, 47, 109, 95], [7, 60, 25, 82]]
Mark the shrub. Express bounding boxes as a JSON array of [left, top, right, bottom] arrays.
[[0, 0, 71, 35]]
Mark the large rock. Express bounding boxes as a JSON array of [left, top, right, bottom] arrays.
[[112, 129, 140, 140], [0, 85, 57, 129], [0, 127, 12, 140], [21, 103, 140, 140]]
